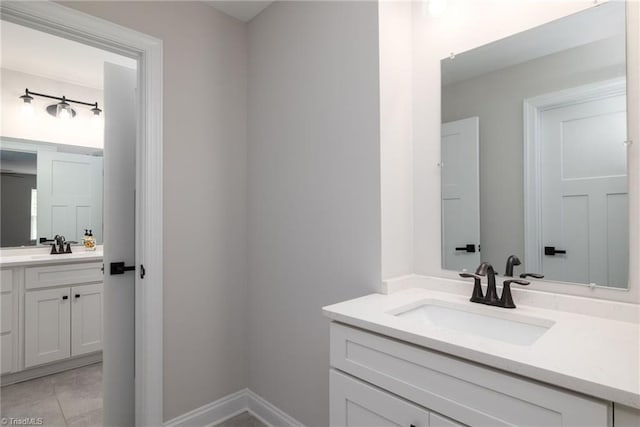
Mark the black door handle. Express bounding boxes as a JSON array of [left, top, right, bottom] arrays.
[[544, 246, 567, 256], [62, 295, 68, 300], [110, 262, 136, 275], [455, 244, 476, 253], [75, 294, 81, 298]]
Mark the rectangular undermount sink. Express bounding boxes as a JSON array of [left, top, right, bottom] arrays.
[[392, 300, 554, 346]]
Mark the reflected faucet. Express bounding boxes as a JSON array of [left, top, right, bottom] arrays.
[[504, 255, 521, 277]]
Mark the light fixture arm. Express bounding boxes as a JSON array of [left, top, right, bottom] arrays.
[[22, 88, 99, 109]]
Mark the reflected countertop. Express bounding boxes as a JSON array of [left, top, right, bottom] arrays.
[[0, 245, 103, 267]]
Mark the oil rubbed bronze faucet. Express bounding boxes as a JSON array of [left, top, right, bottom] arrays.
[[460, 262, 530, 308], [40, 235, 76, 254]]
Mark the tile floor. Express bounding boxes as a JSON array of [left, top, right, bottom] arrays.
[[215, 412, 268, 427], [0, 363, 102, 427]]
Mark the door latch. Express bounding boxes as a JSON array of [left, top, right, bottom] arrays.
[[110, 262, 136, 275], [544, 246, 567, 256], [455, 244, 476, 253]]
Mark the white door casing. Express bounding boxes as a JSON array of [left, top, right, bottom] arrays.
[[71, 283, 103, 356], [103, 62, 137, 426], [0, 3, 164, 424], [441, 117, 481, 272], [524, 78, 628, 288], [36, 151, 103, 244]]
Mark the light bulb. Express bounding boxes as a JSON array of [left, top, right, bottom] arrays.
[[59, 107, 71, 120], [56, 99, 72, 120], [428, 0, 448, 17], [21, 101, 34, 117]]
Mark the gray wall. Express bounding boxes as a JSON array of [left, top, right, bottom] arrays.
[[62, 2, 248, 421], [0, 173, 35, 247], [247, 2, 381, 425], [442, 37, 625, 272]]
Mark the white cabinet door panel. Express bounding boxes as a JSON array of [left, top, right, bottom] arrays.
[[71, 283, 103, 356], [25, 288, 71, 367], [1, 293, 12, 334], [330, 369, 430, 427], [430, 413, 464, 427], [1, 333, 12, 374]]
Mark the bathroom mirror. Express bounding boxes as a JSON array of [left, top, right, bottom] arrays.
[[0, 138, 103, 248], [440, 2, 628, 289]]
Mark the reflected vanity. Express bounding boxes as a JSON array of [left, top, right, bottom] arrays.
[[440, 1, 629, 289]]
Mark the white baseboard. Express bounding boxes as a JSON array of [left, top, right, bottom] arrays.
[[164, 389, 304, 427], [1, 352, 102, 386], [247, 390, 304, 427]]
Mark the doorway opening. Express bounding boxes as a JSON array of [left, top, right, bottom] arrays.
[[1, 2, 163, 425]]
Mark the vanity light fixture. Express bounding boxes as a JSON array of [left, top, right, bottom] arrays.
[[18, 88, 102, 120]]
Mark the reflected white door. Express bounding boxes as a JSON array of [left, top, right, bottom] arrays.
[[441, 117, 480, 271], [103, 62, 137, 426], [37, 151, 103, 243], [540, 93, 627, 287]]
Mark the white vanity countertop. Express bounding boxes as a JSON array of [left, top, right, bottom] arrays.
[[0, 246, 103, 267], [323, 287, 640, 409]]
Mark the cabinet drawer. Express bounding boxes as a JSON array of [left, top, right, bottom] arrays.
[[25, 262, 102, 289], [1, 269, 13, 292], [330, 323, 609, 427]]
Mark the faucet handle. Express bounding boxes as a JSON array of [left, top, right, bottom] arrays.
[[460, 273, 484, 303], [520, 273, 544, 279], [504, 279, 530, 286], [500, 279, 530, 309]]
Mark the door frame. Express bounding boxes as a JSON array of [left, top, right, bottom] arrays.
[[0, 2, 164, 425], [523, 78, 626, 282]]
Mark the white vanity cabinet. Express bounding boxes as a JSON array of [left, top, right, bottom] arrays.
[[0, 259, 103, 379], [1, 269, 18, 374], [330, 322, 611, 427], [24, 263, 103, 368]]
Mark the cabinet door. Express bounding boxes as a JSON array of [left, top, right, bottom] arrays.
[[330, 369, 431, 427], [71, 283, 103, 356], [25, 288, 71, 367]]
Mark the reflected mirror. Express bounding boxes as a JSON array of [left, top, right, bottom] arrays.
[[440, 2, 628, 289], [0, 138, 103, 248]]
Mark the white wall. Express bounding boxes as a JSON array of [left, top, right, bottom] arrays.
[[61, 1, 249, 421], [247, 2, 381, 425], [0, 68, 103, 148], [379, 1, 414, 280], [411, 0, 600, 276], [442, 37, 625, 272]]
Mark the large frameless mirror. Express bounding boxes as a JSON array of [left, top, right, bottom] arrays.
[[440, 1, 628, 289]]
